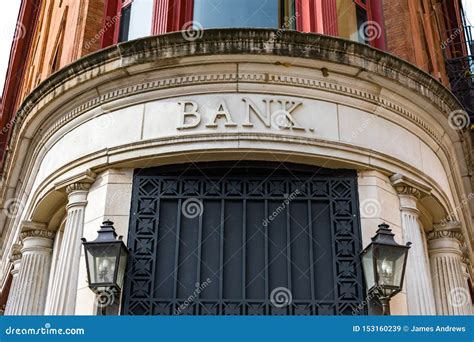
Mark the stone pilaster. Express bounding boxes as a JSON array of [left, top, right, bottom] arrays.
[[45, 176, 94, 315], [391, 174, 436, 315], [3, 244, 22, 315], [13, 222, 55, 315], [428, 222, 473, 315]]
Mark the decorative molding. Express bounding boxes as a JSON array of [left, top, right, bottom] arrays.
[[10, 244, 22, 262], [428, 221, 464, 243], [65, 183, 92, 194], [54, 169, 96, 193], [5, 30, 467, 185], [390, 173, 432, 199], [20, 222, 55, 241]]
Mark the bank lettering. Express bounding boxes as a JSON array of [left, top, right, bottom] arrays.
[[177, 98, 309, 131]]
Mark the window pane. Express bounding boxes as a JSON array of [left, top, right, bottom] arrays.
[[194, 0, 280, 29], [336, 0, 360, 41], [128, 0, 153, 40], [118, 5, 131, 42]]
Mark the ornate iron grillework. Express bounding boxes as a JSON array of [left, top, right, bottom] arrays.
[[122, 162, 366, 315]]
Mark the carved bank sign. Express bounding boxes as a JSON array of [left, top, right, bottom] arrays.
[[177, 98, 313, 132]]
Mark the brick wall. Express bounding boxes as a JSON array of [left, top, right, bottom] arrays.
[[382, 0, 450, 86], [81, 0, 106, 56]]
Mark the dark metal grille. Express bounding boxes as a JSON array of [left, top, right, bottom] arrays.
[[122, 163, 365, 315]]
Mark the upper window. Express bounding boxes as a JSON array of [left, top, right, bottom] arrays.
[[336, 0, 371, 44], [118, 0, 153, 42], [105, 0, 382, 48], [193, 0, 295, 30]]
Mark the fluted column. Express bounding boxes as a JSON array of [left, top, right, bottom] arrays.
[[4, 244, 22, 315], [13, 222, 55, 315], [45, 181, 92, 315], [428, 223, 473, 315], [391, 174, 436, 315]]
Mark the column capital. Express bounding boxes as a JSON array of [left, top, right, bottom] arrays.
[[20, 221, 55, 241], [65, 182, 92, 194], [390, 173, 432, 199], [428, 221, 464, 243], [55, 169, 96, 193], [10, 244, 22, 262]]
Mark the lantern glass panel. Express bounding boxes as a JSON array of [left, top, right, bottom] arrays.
[[85, 243, 121, 286], [374, 245, 407, 288], [116, 244, 128, 290], [361, 246, 375, 289]]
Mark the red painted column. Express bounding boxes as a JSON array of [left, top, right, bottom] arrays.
[[153, 0, 169, 35], [369, 0, 386, 50], [322, 0, 338, 36], [100, 0, 119, 48], [167, 0, 194, 32]]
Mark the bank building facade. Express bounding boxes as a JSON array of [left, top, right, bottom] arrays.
[[0, 0, 473, 316]]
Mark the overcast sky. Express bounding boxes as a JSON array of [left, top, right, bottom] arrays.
[[0, 1, 473, 97]]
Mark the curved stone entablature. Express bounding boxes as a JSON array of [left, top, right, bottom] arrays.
[[1, 29, 473, 278]]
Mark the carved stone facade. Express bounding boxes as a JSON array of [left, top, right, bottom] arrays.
[[0, 31, 472, 316]]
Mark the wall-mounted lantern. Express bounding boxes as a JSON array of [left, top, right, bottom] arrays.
[[82, 220, 128, 298], [361, 223, 411, 315]]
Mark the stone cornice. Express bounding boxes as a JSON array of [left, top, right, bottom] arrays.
[[390, 173, 432, 199], [12, 29, 463, 124], [3, 31, 468, 187]]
